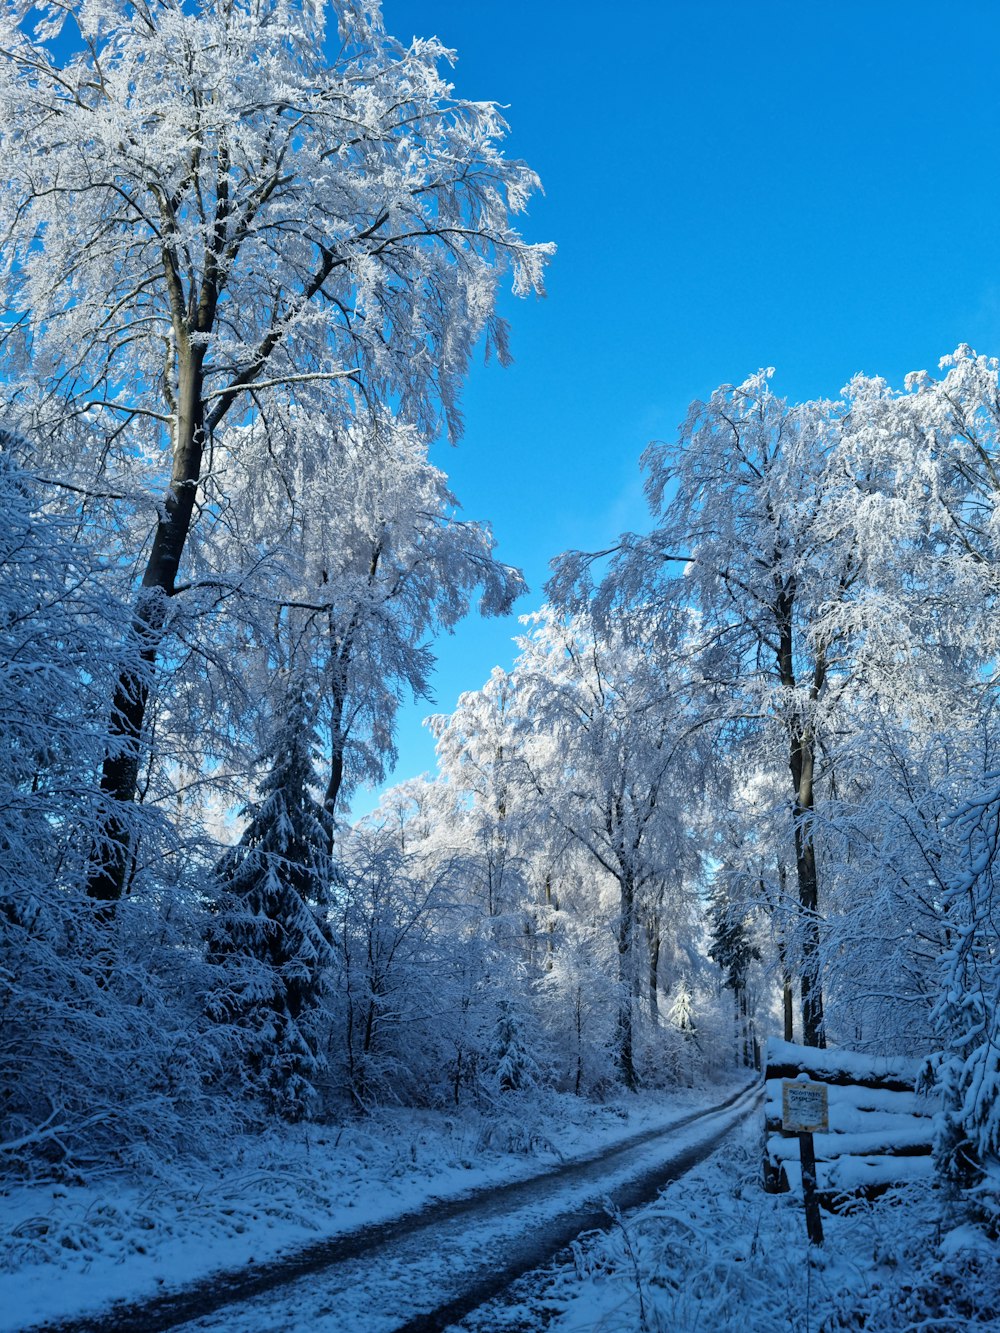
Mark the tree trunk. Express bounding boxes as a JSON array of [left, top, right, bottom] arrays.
[[543, 873, 556, 972], [646, 914, 661, 1025], [776, 888, 795, 1041], [87, 345, 207, 904], [789, 720, 825, 1047], [320, 544, 385, 852], [775, 584, 826, 1048], [615, 871, 638, 1090], [737, 989, 744, 1065], [324, 680, 347, 855], [574, 986, 583, 1096]]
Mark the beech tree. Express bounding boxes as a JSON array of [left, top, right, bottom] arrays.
[[0, 0, 551, 904], [552, 375, 872, 1047], [211, 414, 524, 836], [642, 375, 867, 1047], [513, 608, 704, 1089], [429, 666, 529, 926]]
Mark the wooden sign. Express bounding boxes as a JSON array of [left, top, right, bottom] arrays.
[[780, 1079, 827, 1246], [782, 1079, 829, 1133]]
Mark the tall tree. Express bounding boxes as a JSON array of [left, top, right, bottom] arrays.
[[643, 374, 862, 1046], [555, 374, 867, 1046], [0, 0, 551, 903], [211, 414, 524, 840], [514, 608, 703, 1089], [429, 666, 528, 924]]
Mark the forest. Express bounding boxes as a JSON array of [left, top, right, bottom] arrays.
[[1, 2, 999, 1330]]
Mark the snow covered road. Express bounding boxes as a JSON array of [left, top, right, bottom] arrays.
[[28, 1080, 760, 1333]]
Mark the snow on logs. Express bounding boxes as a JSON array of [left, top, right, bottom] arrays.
[[762, 1038, 936, 1202]]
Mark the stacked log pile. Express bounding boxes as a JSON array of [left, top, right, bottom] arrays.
[[763, 1038, 937, 1201]]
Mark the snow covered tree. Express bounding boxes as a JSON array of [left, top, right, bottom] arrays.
[[487, 994, 542, 1094], [206, 684, 334, 1120], [0, 0, 552, 905], [210, 415, 525, 837], [513, 607, 705, 1090], [552, 373, 885, 1047], [430, 666, 529, 926], [639, 374, 865, 1047], [709, 887, 762, 1068]]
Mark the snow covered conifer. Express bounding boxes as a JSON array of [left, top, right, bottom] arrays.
[[708, 890, 762, 1069], [207, 684, 334, 1121], [487, 994, 542, 1095]]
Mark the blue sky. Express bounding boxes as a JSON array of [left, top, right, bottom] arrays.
[[362, 0, 1000, 811]]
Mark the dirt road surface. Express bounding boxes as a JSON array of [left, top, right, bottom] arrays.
[[28, 1080, 762, 1333]]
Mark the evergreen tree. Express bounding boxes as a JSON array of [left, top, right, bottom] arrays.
[[708, 890, 762, 1069], [488, 994, 542, 1095], [207, 684, 334, 1121]]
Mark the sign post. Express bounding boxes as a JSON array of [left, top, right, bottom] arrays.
[[781, 1079, 827, 1247]]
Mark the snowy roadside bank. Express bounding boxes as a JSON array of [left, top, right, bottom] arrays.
[[0, 1082, 746, 1332], [480, 1116, 1000, 1333]]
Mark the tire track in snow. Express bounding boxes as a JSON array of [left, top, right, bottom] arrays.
[[394, 1081, 763, 1333], [27, 1081, 761, 1333]]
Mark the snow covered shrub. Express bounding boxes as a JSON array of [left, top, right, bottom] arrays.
[[555, 1124, 970, 1333], [0, 441, 126, 903], [537, 936, 619, 1096], [331, 825, 481, 1110], [1, 873, 239, 1179], [933, 780, 1000, 1221], [0, 445, 228, 1176]]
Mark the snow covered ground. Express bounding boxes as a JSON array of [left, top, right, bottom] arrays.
[[0, 1081, 745, 1332], [10, 1077, 988, 1333], [467, 1116, 1000, 1333], [154, 1083, 759, 1333]]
